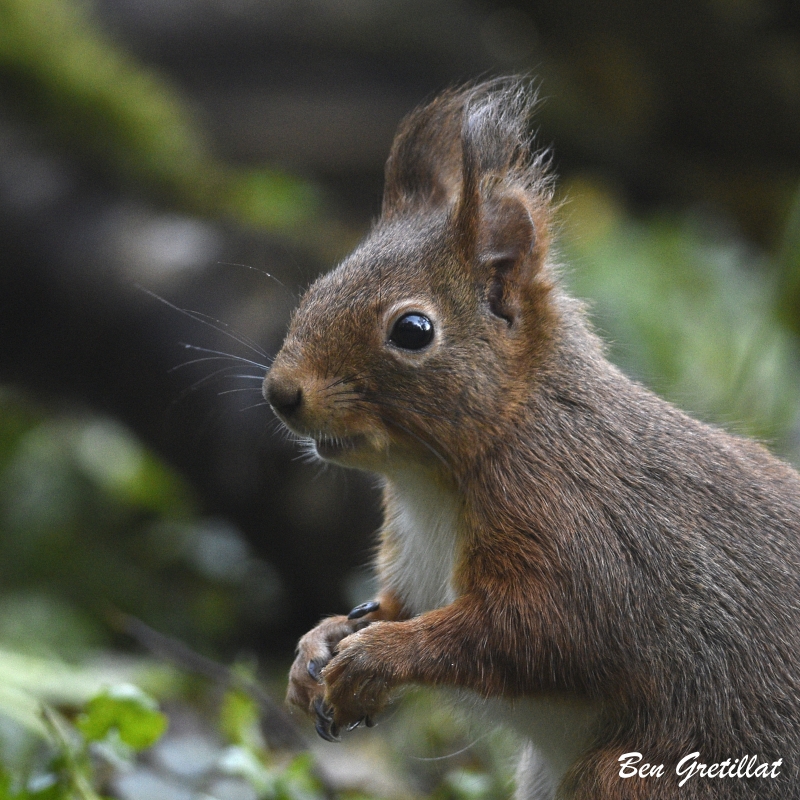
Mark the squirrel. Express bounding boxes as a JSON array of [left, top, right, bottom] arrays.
[[264, 80, 800, 799]]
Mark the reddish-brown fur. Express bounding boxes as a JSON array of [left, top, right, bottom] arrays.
[[266, 80, 800, 798]]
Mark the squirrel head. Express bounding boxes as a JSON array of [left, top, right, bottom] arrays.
[[265, 80, 558, 480]]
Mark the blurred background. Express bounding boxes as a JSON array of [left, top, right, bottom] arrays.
[[0, 0, 799, 797]]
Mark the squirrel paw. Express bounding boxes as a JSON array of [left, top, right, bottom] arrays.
[[320, 625, 394, 731], [286, 615, 372, 729]]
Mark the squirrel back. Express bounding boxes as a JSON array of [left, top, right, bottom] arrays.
[[268, 80, 800, 799]]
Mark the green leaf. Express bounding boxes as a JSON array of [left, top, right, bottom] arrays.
[[219, 689, 260, 748], [275, 754, 324, 800], [76, 684, 167, 751]]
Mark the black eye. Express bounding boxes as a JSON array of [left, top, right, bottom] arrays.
[[389, 312, 434, 350]]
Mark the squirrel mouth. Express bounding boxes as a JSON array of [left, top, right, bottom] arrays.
[[313, 434, 367, 460]]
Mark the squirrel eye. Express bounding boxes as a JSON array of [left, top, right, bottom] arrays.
[[389, 312, 434, 350]]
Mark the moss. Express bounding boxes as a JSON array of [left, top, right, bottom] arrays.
[[0, 0, 318, 231]]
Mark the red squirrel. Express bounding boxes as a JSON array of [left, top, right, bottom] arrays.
[[264, 80, 800, 799]]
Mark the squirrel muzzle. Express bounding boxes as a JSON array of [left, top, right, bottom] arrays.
[[264, 357, 391, 465], [263, 370, 303, 420]]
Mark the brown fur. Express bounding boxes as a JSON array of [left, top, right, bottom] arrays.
[[267, 79, 800, 798]]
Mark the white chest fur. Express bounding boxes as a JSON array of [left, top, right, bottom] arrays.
[[380, 468, 461, 616], [378, 467, 599, 800]]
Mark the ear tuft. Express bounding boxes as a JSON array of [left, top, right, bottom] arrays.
[[380, 78, 554, 325], [446, 79, 552, 325]]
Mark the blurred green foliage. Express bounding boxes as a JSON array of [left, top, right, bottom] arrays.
[[0, 668, 333, 800], [775, 187, 800, 340], [0, 659, 175, 800], [0, 391, 285, 661], [562, 177, 800, 458], [76, 685, 166, 750], [0, 0, 318, 231]]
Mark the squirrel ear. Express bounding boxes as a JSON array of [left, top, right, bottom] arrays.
[[382, 90, 465, 218], [473, 193, 539, 326]]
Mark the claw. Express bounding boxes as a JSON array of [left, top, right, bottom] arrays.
[[315, 717, 340, 742], [313, 698, 339, 742], [347, 600, 380, 620], [307, 658, 325, 682], [364, 716, 375, 727], [346, 718, 363, 731], [313, 697, 332, 721]]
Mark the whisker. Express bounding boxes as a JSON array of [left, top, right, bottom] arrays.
[[293, 438, 322, 464], [136, 284, 270, 359], [167, 365, 260, 415], [376, 413, 451, 471], [329, 338, 358, 380], [326, 387, 363, 400], [366, 396, 457, 424], [215, 261, 290, 293], [318, 378, 458, 425], [218, 387, 266, 396], [270, 419, 299, 448], [326, 392, 457, 427], [409, 731, 491, 761], [175, 344, 270, 372], [238, 401, 271, 413], [185, 309, 270, 359], [325, 369, 370, 391], [169, 355, 267, 373]]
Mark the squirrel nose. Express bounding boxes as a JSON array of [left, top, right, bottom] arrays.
[[264, 373, 304, 417]]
